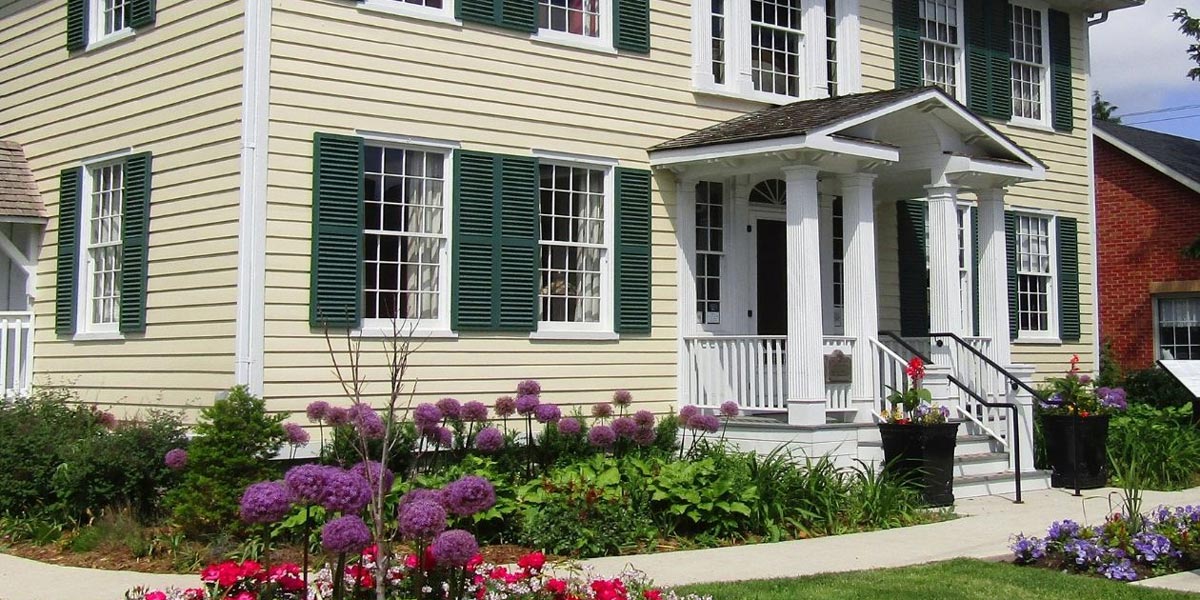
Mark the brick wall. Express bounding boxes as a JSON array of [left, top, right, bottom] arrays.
[[1095, 138, 1200, 370]]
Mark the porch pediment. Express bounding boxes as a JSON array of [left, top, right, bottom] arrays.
[[649, 87, 1046, 187]]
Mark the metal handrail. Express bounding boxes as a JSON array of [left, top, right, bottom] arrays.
[[878, 331, 933, 364], [947, 374, 1023, 504], [929, 332, 1045, 402]]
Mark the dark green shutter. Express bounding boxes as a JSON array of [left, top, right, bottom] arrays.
[[310, 133, 364, 329], [892, 0, 921, 89], [1057, 216, 1080, 342], [964, 0, 1013, 120], [1048, 9, 1073, 132], [971, 207, 980, 337], [56, 168, 82, 335], [457, 0, 536, 32], [896, 200, 929, 337], [452, 151, 538, 331], [1005, 211, 1018, 341], [614, 0, 650, 53], [129, 0, 156, 29], [66, 0, 87, 52], [615, 168, 651, 334], [120, 152, 152, 334], [456, 0, 496, 25]]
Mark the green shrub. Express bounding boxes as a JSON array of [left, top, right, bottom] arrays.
[[165, 386, 287, 537], [1108, 403, 1200, 490], [1122, 368, 1193, 409]]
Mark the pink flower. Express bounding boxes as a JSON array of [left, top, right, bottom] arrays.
[[145, 592, 167, 600]]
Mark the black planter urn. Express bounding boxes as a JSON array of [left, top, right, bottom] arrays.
[[878, 422, 960, 507], [1041, 414, 1110, 489]]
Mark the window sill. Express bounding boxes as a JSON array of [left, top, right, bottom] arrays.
[[353, 326, 458, 340], [530, 32, 616, 55], [529, 330, 620, 341], [84, 28, 135, 53], [1015, 335, 1062, 345], [1005, 118, 1056, 134], [72, 331, 125, 342], [691, 82, 798, 106], [357, 1, 462, 26]]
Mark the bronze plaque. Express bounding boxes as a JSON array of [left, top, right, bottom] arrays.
[[825, 350, 853, 384]]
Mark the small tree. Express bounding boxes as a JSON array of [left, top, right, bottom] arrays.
[[1092, 91, 1121, 123], [1173, 8, 1200, 81]]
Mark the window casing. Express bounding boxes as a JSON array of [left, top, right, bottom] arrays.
[[79, 161, 124, 334], [1014, 213, 1056, 338], [696, 181, 724, 326], [957, 204, 973, 334], [359, 0, 456, 23], [90, 0, 131, 43], [361, 144, 451, 331], [919, 0, 963, 99], [1156, 296, 1200, 361], [538, 162, 613, 332], [536, 0, 613, 49], [1010, 3, 1050, 125]]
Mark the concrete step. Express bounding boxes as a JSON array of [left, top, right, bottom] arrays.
[[954, 451, 1011, 477], [859, 433, 999, 457], [954, 470, 1052, 499]]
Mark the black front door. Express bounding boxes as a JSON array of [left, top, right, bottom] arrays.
[[756, 219, 788, 335]]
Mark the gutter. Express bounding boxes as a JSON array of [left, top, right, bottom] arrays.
[[234, 0, 271, 396]]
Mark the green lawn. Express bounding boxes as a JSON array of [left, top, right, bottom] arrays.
[[677, 558, 1197, 599]]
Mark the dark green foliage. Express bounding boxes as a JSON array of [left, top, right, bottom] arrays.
[[165, 387, 287, 537], [1108, 403, 1200, 490], [1122, 368, 1194, 409], [51, 410, 187, 521]]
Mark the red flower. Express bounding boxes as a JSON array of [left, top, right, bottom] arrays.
[[644, 590, 663, 600], [269, 563, 305, 592], [546, 578, 568, 594], [1080, 410, 1090, 418], [518, 551, 546, 573], [208, 561, 242, 587], [466, 553, 485, 572], [232, 592, 257, 600], [347, 564, 375, 589], [590, 578, 629, 600], [1068, 354, 1080, 374], [905, 357, 925, 381], [145, 592, 167, 600], [240, 560, 266, 581]]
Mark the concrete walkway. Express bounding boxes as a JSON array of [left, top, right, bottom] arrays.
[[3, 485, 1200, 599]]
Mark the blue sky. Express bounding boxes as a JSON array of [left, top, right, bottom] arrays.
[[1090, 0, 1200, 140]]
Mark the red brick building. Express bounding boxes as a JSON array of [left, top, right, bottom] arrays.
[[1095, 122, 1200, 370]]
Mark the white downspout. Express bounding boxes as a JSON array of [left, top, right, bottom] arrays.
[[234, 0, 271, 396]]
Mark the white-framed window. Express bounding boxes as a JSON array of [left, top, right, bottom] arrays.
[[538, 161, 613, 331], [919, 0, 963, 99], [361, 144, 452, 331], [1014, 213, 1056, 338], [751, 0, 805, 97], [824, 0, 838, 96], [1156, 296, 1200, 360], [536, 0, 613, 50], [1009, 3, 1049, 125], [90, 0, 131, 43], [359, 0, 457, 24], [957, 204, 973, 333], [695, 181, 724, 326], [79, 160, 124, 334], [831, 196, 844, 330]]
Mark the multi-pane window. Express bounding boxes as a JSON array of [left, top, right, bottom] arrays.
[[825, 0, 838, 96], [957, 205, 973, 332], [831, 197, 844, 329], [539, 164, 607, 326], [85, 163, 124, 330], [751, 0, 803, 97], [711, 0, 727, 85], [539, 0, 602, 38], [1010, 4, 1047, 121], [1157, 297, 1200, 360], [919, 0, 961, 97], [92, 0, 130, 39], [362, 146, 448, 323], [1015, 214, 1053, 335], [696, 182, 724, 326]]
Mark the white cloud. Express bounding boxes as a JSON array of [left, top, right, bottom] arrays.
[[1089, 0, 1198, 115]]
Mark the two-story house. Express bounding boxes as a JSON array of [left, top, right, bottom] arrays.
[[1, 0, 1139, 494]]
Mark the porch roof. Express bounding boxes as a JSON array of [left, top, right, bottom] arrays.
[[0, 141, 47, 220]]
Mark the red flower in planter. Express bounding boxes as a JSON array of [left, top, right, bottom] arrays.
[[905, 357, 925, 381]]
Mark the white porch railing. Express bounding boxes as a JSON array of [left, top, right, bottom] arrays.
[[0, 312, 32, 397], [681, 335, 855, 413], [869, 337, 910, 415], [946, 335, 1010, 446]]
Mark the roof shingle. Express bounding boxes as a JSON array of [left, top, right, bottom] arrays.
[[1095, 121, 1200, 189], [0, 141, 47, 219]]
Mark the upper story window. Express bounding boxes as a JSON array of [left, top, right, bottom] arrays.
[[538, 162, 612, 330], [919, 0, 963, 98], [751, 0, 804, 97], [956, 204, 973, 333], [539, 0, 602, 38], [1010, 4, 1049, 124], [1157, 296, 1200, 360], [91, 0, 131, 43], [1014, 213, 1055, 337]]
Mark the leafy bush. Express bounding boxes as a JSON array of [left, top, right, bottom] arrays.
[[1122, 368, 1193, 410], [631, 455, 756, 539], [1108, 403, 1200, 490], [165, 387, 287, 537]]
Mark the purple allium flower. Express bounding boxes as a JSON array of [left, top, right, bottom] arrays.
[[434, 426, 453, 447], [442, 475, 496, 516], [678, 405, 699, 421], [283, 422, 310, 446], [611, 417, 638, 439], [588, 424, 616, 448], [461, 401, 489, 422], [321, 515, 372, 555], [516, 380, 542, 397], [398, 500, 448, 540], [692, 414, 721, 434], [319, 468, 372, 514], [164, 448, 188, 471], [432, 530, 479, 567], [494, 396, 516, 418], [306, 401, 330, 423], [719, 401, 740, 418], [1078, 374, 1092, 385], [633, 410, 655, 428], [612, 390, 633, 407], [240, 481, 293, 524], [515, 394, 540, 416], [632, 426, 657, 447], [95, 410, 117, 430], [348, 404, 386, 439], [351, 461, 395, 494], [534, 403, 562, 424], [325, 406, 350, 426], [1100, 558, 1138, 581], [413, 403, 443, 430], [558, 417, 582, 436], [285, 464, 331, 505], [436, 397, 462, 420], [591, 403, 613, 419], [474, 426, 505, 453], [397, 488, 445, 512]]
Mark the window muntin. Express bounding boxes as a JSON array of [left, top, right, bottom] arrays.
[[751, 0, 804, 97], [1010, 4, 1047, 122], [1157, 297, 1200, 360], [1015, 213, 1054, 336], [84, 162, 124, 331], [712, 0, 727, 85], [539, 163, 609, 327], [362, 145, 449, 325], [831, 196, 844, 329], [919, 0, 961, 97], [957, 205, 973, 333], [696, 181, 724, 326], [539, 0, 602, 38], [91, 0, 130, 41]]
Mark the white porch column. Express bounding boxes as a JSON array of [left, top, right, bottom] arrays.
[[783, 165, 826, 425], [925, 184, 963, 365], [676, 177, 699, 408], [976, 188, 1012, 365], [840, 174, 879, 422]]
